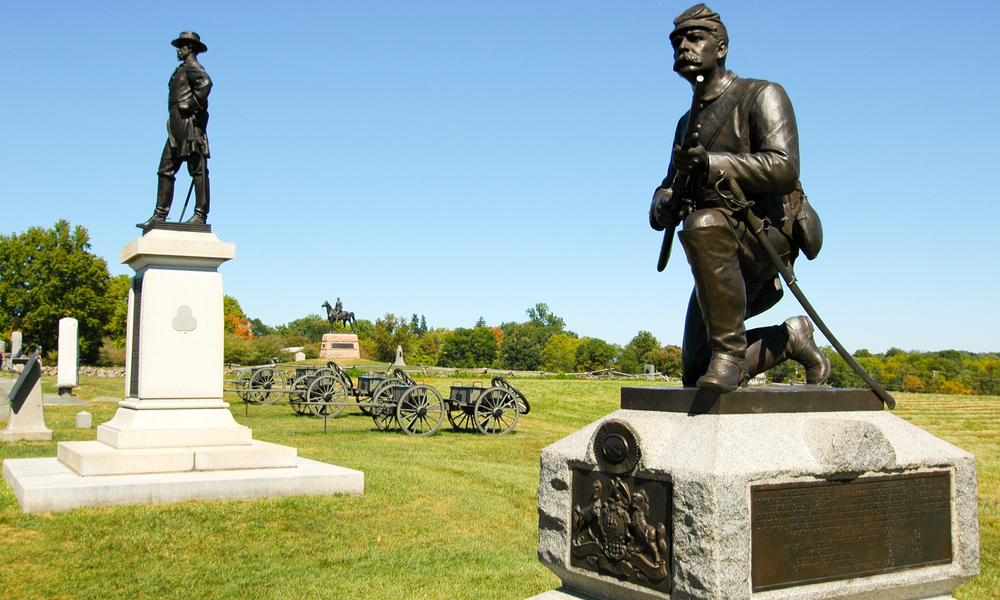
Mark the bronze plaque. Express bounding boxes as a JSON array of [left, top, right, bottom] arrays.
[[328, 343, 355, 349], [570, 469, 672, 593], [752, 472, 952, 591]]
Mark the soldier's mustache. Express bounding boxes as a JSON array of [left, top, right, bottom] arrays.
[[676, 53, 702, 65]]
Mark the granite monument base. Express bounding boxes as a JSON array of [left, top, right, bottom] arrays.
[[321, 333, 361, 360], [532, 386, 978, 600]]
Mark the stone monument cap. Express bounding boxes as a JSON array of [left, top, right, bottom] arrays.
[[121, 229, 235, 272]]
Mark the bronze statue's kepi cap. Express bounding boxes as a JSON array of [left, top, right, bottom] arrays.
[[171, 31, 207, 53], [670, 4, 728, 44]]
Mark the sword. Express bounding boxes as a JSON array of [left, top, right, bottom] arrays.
[[719, 173, 895, 409], [178, 178, 195, 222]]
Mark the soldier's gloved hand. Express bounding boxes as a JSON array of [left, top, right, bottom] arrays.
[[649, 188, 678, 231], [672, 144, 709, 177]]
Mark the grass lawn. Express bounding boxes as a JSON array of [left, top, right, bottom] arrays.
[[1, 375, 996, 599]]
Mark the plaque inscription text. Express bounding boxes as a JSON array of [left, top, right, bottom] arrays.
[[752, 472, 952, 591]]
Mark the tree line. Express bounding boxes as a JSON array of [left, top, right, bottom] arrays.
[[221, 297, 684, 376], [3, 222, 997, 396]]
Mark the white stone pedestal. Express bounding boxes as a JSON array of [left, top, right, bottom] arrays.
[[57, 317, 79, 395], [531, 387, 979, 600], [320, 333, 360, 360], [3, 229, 363, 512]]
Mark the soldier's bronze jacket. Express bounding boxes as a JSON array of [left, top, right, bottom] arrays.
[[662, 69, 799, 237], [166, 56, 212, 158]]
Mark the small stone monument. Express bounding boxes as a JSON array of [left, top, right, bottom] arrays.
[[643, 364, 655, 378], [1, 350, 53, 441], [11, 331, 22, 358], [76, 411, 92, 429], [57, 317, 80, 396], [294, 351, 306, 362], [394, 345, 406, 366]]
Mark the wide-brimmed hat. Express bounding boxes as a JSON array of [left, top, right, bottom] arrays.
[[171, 31, 207, 54]]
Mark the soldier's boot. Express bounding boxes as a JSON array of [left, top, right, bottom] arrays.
[[746, 316, 831, 384], [137, 176, 174, 229], [184, 170, 210, 225], [679, 225, 749, 392]]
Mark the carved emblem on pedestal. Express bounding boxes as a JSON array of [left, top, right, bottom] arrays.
[[593, 419, 641, 474], [172, 305, 197, 333], [571, 421, 671, 592]]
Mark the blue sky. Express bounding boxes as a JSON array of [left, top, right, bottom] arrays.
[[3, 1, 999, 353]]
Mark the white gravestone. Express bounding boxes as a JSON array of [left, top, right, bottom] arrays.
[[294, 352, 306, 362], [2, 229, 363, 513], [76, 411, 92, 429], [57, 317, 80, 395], [11, 331, 22, 357], [1, 351, 53, 441]]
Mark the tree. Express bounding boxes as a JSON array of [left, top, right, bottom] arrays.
[[541, 334, 581, 373], [275, 314, 329, 343], [497, 323, 544, 371], [363, 314, 414, 363], [223, 295, 252, 339], [438, 327, 498, 368], [618, 331, 660, 374], [645, 344, 682, 378], [575, 338, 617, 372], [526, 303, 566, 330], [496, 303, 573, 371], [0, 221, 115, 363], [106, 274, 131, 348]]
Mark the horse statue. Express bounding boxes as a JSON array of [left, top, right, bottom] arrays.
[[322, 300, 355, 331]]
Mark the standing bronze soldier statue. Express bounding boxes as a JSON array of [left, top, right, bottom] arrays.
[[138, 32, 213, 229], [649, 4, 830, 392]]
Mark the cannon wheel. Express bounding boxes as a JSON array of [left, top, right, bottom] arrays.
[[250, 367, 286, 405], [447, 402, 476, 432], [393, 368, 417, 386], [289, 375, 311, 415], [491, 376, 530, 414], [474, 387, 520, 435], [307, 374, 348, 418], [396, 385, 445, 436], [371, 381, 399, 430], [358, 377, 392, 416], [328, 361, 354, 389], [234, 368, 254, 403]]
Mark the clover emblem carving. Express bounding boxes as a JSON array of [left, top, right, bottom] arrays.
[[172, 305, 198, 333]]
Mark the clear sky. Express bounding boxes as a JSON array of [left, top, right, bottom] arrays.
[[3, 1, 999, 353]]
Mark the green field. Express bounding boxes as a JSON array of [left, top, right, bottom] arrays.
[[1, 376, 997, 599]]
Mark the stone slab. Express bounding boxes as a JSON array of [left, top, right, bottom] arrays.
[[190, 440, 297, 471], [621, 385, 884, 414], [58, 441, 194, 476], [536, 409, 979, 600], [3, 456, 363, 513], [57, 439, 298, 476], [96, 406, 252, 449]]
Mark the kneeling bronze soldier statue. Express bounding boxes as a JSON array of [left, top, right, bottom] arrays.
[[138, 31, 213, 229], [649, 4, 830, 392]]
